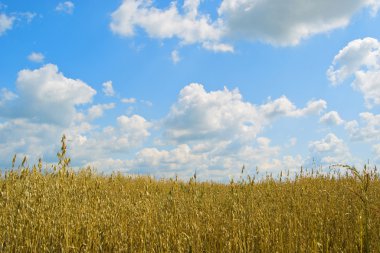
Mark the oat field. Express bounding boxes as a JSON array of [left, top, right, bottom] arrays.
[[0, 137, 379, 252]]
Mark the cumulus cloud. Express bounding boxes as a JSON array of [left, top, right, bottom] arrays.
[[320, 111, 344, 125], [110, 0, 380, 51], [87, 103, 115, 120], [28, 52, 45, 63], [164, 84, 327, 144], [0, 64, 154, 171], [345, 112, 380, 142], [309, 133, 351, 164], [0, 119, 65, 167], [328, 37, 380, 107], [259, 96, 327, 118], [86, 136, 303, 181], [68, 114, 152, 162], [110, 0, 232, 52], [219, 0, 379, 46], [102, 81, 115, 97], [56, 1, 75, 14], [3, 64, 96, 126], [0, 13, 14, 35], [164, 83, 261, 143], [77, 83, 328, 180], [0, 75, 331, 180], [133, 144, 203, 172]]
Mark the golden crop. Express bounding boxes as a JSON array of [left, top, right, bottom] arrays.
[[0, 136, 379, 252]]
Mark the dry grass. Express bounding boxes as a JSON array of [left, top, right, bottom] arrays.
[[0, 136, 379, 252]]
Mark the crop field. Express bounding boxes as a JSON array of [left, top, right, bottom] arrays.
[[0, 137, 379, 252]]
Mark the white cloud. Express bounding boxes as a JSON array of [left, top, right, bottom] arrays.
[[309, 133, 351, 164], [345, 112, 380, 142], [218, 0, 379, 46], [87, 103, 115, 120], [121, 97, 136, 104], [0, 88, 17, 106], [320, 111, 344, 125], [68, 114, 152, 162], [201, 41, 234, 53], [328, 37, 380, 107], [0, 64, 154, 170], [7, 64, 96, 126], [28, 52, 45, 63], [171, 50, 181, 64], [78, 83, 329, 180], [259, 96, 327, 118], [110, 0, 231, 51], [0, 119, 65, 167], [164, 83, 261, 143], [86, 136, 304, 181], [0, 64, 101, 166], [134, 144, 202, 171], [110, 1, 380, 50], [0, 13, 14, 35], [102, 81, 115, 96], [164, 84, 327, 144], [56, 1, 75, 14]]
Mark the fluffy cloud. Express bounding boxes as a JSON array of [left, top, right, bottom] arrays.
[[0, 119, 64, 167], [102, 81, 115, 97], [328, 37, 380, 107], [86, 136, 303, 181], [110, 0, 232, 52], [320, 111, 344, 125], [345, 112, 380, 142], [1, 64, 96, 126], [259, 96, 326, 118], [0, 13, 14, 35], [78, 83, 328, 180], [56, 1, 75, 14], [0, 64, 154, 171], [28, 52, 45, 63], [110, 0, 380, 51], [68, 114, 152, 163], [133, 144, 203, 172], [0, 73, 334, 180], [164, 84, 326, 144], [218, 0, 379, 46], [309, 133, 351, 164], [164, 83, 260, 143], [87, 103, 115, 120]]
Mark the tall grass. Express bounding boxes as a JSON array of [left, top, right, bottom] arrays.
[[0, 136, 379, 252]]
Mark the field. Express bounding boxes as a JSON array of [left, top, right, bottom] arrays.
[[0, 137, 379, 252]]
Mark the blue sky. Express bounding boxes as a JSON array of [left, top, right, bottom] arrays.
[[1, 0, 380, 181]]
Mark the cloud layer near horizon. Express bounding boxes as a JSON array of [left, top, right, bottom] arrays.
[[0, 62, 335, 180], [0, 35, 380, 180]]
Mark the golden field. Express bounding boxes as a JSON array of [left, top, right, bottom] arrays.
[[0, 137, 379, 252]]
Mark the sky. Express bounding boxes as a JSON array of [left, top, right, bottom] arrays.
[[0, 0, 380, 181]]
